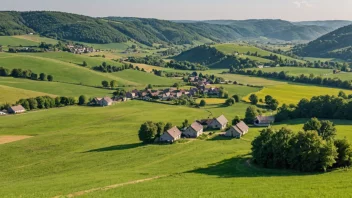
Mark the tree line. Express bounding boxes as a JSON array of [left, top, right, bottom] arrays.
[[232, 69, 352, 90], [0, 67, 53, 81], [276, 93, 352, 122], [252, 119, 352, 172], [14, 96, 76, 111], [138, 121, 174, 143], [92, 62, 134, 73]]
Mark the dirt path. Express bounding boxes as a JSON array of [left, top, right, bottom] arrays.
[[53, 175, 168, 198], [0, 135, 32, 145]]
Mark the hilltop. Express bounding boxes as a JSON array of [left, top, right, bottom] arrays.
[[294, 24, 352, 61], [0, 11, 344, 46]]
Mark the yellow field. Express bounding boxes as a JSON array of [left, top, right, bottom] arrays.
[[196, 98, 226, 105], [244, 83, 352, 105]]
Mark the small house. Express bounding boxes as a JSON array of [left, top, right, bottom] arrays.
[[208, 115, 228, 130], [254, 115, 275, 127], [8, 105, 26, 114], [226, 121, 249, 138], [0, 112, 6, 116], [101, 97, 113, 106], [126, 92, 137, 99], [183, 122, 204, 138], [160, 126, 182, 143]]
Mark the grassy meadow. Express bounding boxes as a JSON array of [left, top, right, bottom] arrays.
[[0, 84, 55, 104], [1, 101, 352, 197]]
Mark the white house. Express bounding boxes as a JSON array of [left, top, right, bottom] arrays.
[[183, 122, 204, 138], [160, 126, 182, 143], [225, 121, 249, 138], [208, 115, 228, 130]]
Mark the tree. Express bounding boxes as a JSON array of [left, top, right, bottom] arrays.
[[156, 122, 166, 137], [249, 94, 258, 105], [147, 84, 153, 89], [27, 98, 38, 110], [199, 99, 206, 107], [244, 106, 258, 124], [138, 121, 158, 143], [265, 95, 273, 104], [164, 122, 173, 132], [39, 73, 46, 81], [319, 120, 336, 140], [225, 98, 235, 106], [232, 95, 240, 103], [82, 61, 88, 67], [78, 95, 87, 105], [303, 118, 322, 132], [338, 91, 348, 99], [334, 138, 352, 167], [110, 80, 118, 88], [268, 98, 279, 110], [31, 73, 38, 80], [182, 119, 190, 129], [47, 75, 53, 82], [102, 80, 109, 88], [232, 115, 241, 125], [173, 83, 180, 90]]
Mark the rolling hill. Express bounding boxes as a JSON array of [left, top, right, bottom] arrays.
[[294, 24, 352, 61], [0, 11, 342, 47]]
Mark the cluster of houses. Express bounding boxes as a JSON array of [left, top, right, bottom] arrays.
[[158, 115, 249, 143], [188, 76, 212, 87], [67, 45, 98, 54], [89, 96, 129, 107], [158, 114, 276, 143], [125, 86, 222, 101]]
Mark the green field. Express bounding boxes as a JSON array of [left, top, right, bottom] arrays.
[[0, 36, 39, 47], [214, 43, 305, 64], [112, 70, 181, 86], [245, 83, 352, 105], [0, 84, 56, 104], [1, 101, 352, 197], [0, 77, 114, 100]]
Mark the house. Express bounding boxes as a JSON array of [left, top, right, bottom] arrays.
[[90, 97, 113, 106], [160, 126, 182, 142], [0, 112, 6, 116], [208, 115, 228, 130], [225, 121, 249, 138], [254, 115, 275, 127], [257, 65, 264, 69], [183, 122, 204, 138], [126, 92, 137, 99], [8, 105, 26, 114], [101, 97, 113, 106]]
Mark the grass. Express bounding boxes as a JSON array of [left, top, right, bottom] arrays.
[[1, 101, 352, 197], [0, 84, 55, 104], [213, 43, 305, 64], [0, 36, 38, 47], [0, 53, 137, 86], [13, 35, 58, 45], [0, 77, 114, 99], [244, 83, 352, 105], [111, 70, 181, 86]]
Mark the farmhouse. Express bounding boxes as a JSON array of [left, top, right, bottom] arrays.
[[225, 121, 249, 138], [90, 97, 114, 106], [183, 122, 204, 138], [254, 115, 275, 127], [208, 115, 228, 130], [126, 92, 137, 99], [8, 105, 26, 114], [160, 126, 182, 142]]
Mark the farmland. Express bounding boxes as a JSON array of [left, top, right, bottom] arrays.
[[1, 101, 352, 197], [0, 84, 55, 104]]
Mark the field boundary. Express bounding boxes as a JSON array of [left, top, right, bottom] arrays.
[[52, 175, 168, 198]]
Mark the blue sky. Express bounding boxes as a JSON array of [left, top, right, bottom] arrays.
[[1, 0, 351, 21]]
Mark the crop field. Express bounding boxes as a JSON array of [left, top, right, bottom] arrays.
[[1, 101, 352, 197], [244, 83, 352, 105], [0, 84, 56, 104]]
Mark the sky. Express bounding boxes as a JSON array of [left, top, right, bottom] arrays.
[[1, 0, 352, 21]]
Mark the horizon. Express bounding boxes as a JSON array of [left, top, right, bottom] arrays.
[[1, 0, 352, 21]]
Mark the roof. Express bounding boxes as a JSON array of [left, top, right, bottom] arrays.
[[256, 115, 275, 123], [166, 126, 182, 139], [9, 105, 25, 112], [103, 97, 113, 103], [216, 115, 228, 126], [235, 121, 249, 133], [190, 122, 203, 132], [231, 125, 243, 135]]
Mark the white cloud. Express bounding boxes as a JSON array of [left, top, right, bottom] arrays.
[[293, 1, 313, 8]]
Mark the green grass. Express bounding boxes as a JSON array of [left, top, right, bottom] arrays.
[[0, 36, 39, 46], [13, 35, 58, 45], [1, 101, 352, 197], [0, 77, 114, 99], [214, 43, 305, 64], [111, 70, 182, 86], [0, 53, 137, 86], [0, 84, 55, 104], [244, 83, 352, 105], [248, 67, 334, 77]]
